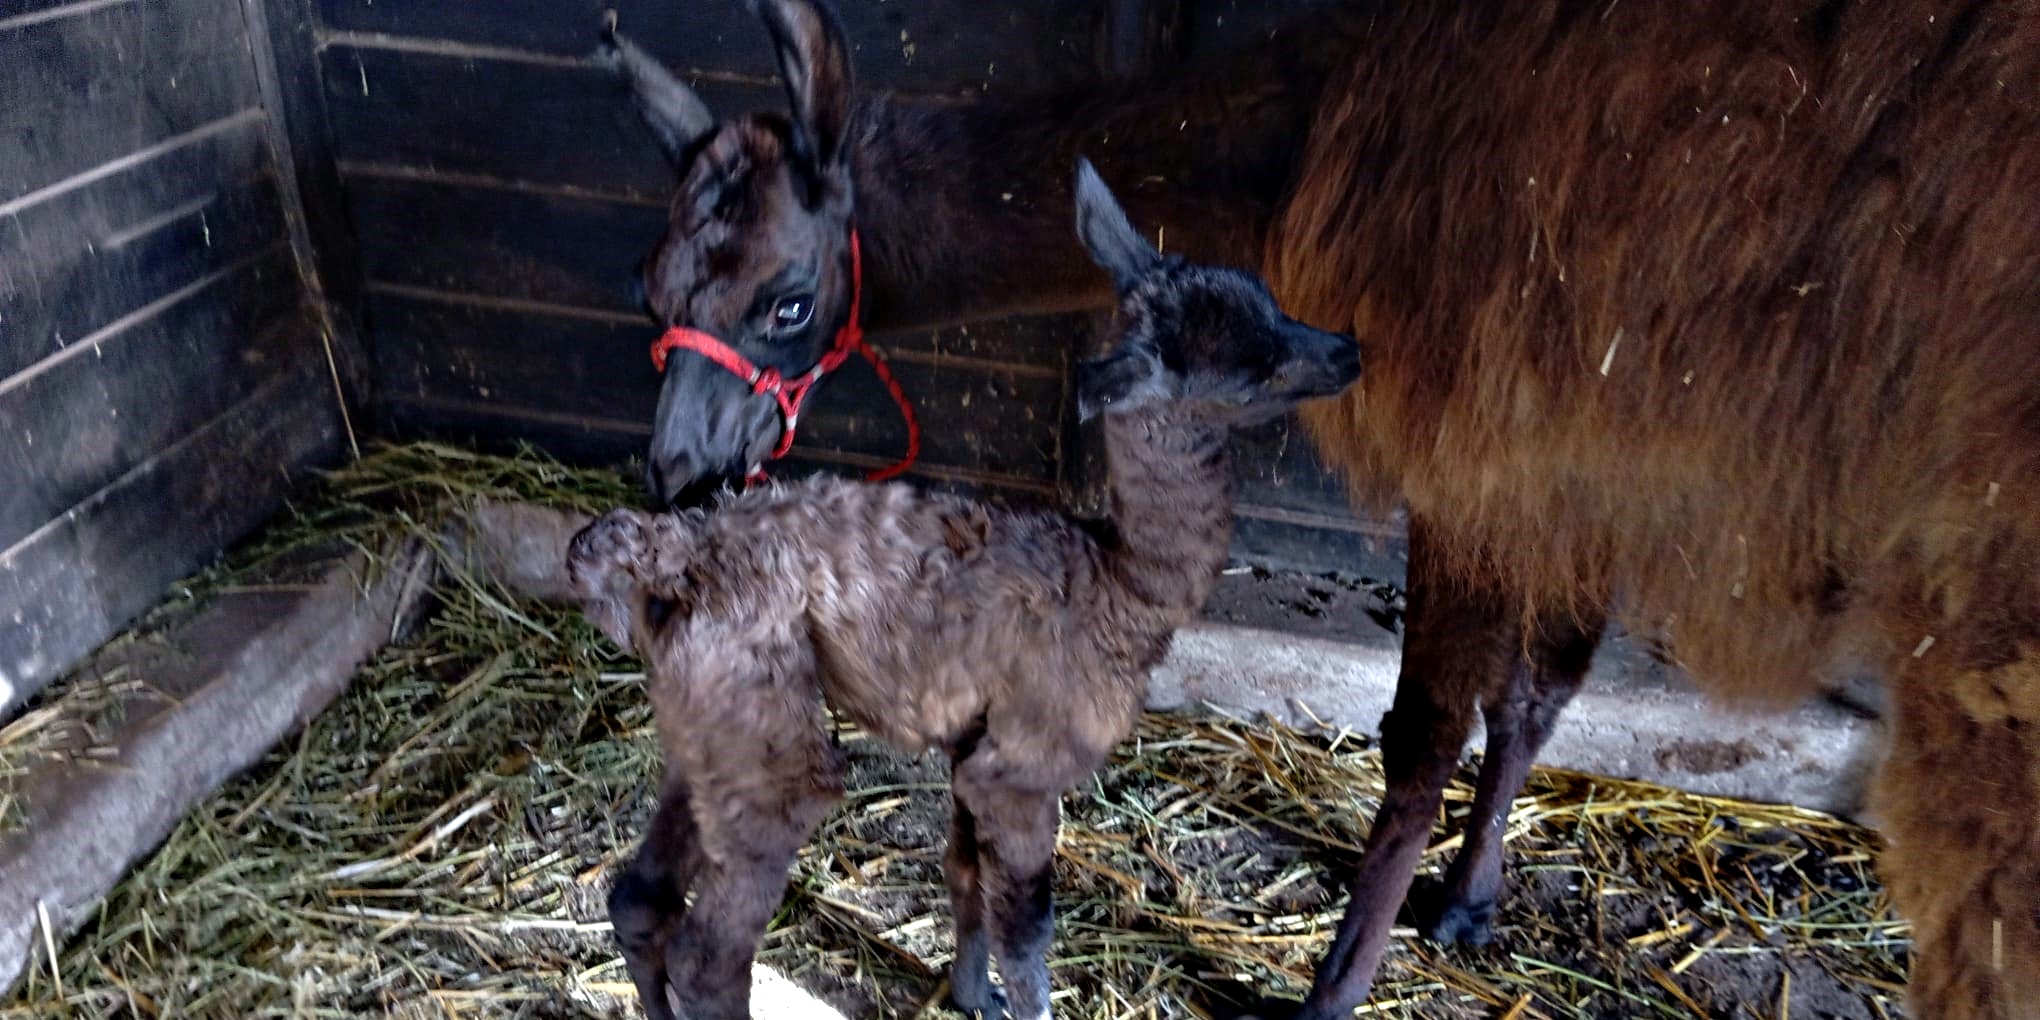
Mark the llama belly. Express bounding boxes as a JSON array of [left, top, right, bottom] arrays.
[[813, 639, 994, 756]]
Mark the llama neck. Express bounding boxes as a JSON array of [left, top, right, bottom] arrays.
[[1099, 407, 1232, 619], [846, 24, 1342, 331]]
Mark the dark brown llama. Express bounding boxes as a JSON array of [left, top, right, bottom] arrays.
[[568, 161, 1360, 1020], [603, 1, 2040, 1016]]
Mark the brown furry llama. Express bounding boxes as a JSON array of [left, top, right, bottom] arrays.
[[601, 0, 2040, 1015], [567, 161, 1360, 1020]]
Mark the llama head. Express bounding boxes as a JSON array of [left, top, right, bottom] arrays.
[[601, 0, 858, 507], [567, 507, 699, 652], [1071, 158, 1362, 425]]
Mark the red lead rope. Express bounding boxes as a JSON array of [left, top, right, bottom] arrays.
[[649, 230, 921, 485]]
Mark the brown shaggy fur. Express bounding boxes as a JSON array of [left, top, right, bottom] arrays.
[[607, 2, 2040, 1016], [1267, 7, 2040, 1013], [568, 167, 1359, 1020]]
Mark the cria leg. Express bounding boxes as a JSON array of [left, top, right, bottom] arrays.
[[944, 791, 1003, 1017], [954, 758, 1060, 1020], [651, 630, 843, 1020], [608, 776, 703, 1020]]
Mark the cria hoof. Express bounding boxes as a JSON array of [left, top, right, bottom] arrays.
[[947, 981, 1006, 1019], [1412, 879, 1497, 947]]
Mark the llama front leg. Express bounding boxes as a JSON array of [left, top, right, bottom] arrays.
[[609, 777, 705, 1020], [954, 768, 1060, 1020], [1875, 648, 2040, 1020], [944, 792, 1002, 1017], [1284, 524, 1514, 1020], [1418, 609, 1602, 946], [663, 768, 842, 1020]]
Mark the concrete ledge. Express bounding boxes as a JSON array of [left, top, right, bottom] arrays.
[[1149, 622, 1883, 818], [0, 539, 435, 994]]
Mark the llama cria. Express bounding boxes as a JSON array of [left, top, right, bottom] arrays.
[[602, 2, 2040, 1014], [567, 161, 1360, 1020]]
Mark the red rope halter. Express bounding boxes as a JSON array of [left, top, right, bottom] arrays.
[[649, 230, 920, 485]]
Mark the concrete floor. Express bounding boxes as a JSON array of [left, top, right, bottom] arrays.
[[1167, 566, 1885, 818]]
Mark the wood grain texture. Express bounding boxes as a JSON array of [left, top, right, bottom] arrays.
[[0, 350, 346, 714], [0, 0, 260, 203]]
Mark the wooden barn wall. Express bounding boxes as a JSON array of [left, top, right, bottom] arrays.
[[314, 0, 1399, 573], [0, 0, 349, 715]]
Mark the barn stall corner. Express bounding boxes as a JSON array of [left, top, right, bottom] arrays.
[[2, 1, 1909, 1019]]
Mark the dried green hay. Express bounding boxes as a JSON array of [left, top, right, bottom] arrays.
[[3, 443, 1909, 1019]]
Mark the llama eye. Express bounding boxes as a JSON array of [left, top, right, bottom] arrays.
[[770, 294, 814, 332]]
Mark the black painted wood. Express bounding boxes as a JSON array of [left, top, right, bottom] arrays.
[[0, 353, 344, 715], [0, 0, 261, 203], [1180, 0, 1345, 61], [0, 120, 287, 379], [317, 0, 1101, 97], [0, 252, 304, 552], [348, 174, 664, 313], [325, 45, 776, 199], [0, 0, 354, 712], [244, 0, 376, 401], [1229, 416, 1356, 520]]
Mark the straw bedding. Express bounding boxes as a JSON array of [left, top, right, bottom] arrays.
[[2, 445, 1908, 1019]]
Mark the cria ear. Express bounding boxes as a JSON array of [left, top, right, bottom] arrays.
[[1076, 346, 1166, 422], [598, 16, 716, 163], [750, 0, 856, 189], [1073, 157, 1161, 292], [567, 509, 654, 650]]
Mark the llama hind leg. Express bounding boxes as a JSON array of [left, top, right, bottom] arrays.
[[1283, 523, 1513, 1020], [609, 778, 703, 1020], [944, 792, 1002, 1017], [1875, 650, 2040, 1019], [1418, 609, 1602, 946], [954, 765, 1060, 1020]]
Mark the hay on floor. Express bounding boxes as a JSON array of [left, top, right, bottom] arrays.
[[3, 444, 1908, 1019]]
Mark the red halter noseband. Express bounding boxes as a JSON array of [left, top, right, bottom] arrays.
[[649, 230, 920, 485]]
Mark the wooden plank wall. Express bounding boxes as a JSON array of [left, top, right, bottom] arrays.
[[0, 0, 348, 714], [315, 0, 1400, 568]]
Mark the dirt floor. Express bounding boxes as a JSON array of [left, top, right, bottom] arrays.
[[1, 445, 1910, 1019]]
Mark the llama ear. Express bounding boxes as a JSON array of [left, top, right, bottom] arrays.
[[599, 17, 716, 163], [750, 0, 856, 183], [1076, 347, 1166, 422], [1074, 158, 1160, 290]]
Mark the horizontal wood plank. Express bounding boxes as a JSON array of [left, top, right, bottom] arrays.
[[367, 289, 1062, 482], [1227, 415, 1362, 520], [347, 174, 664, 312], [0, 0, 260, 203], [0, 251, 305, 551], [346, 176, 1079, 364], [0, 0, 133, 31], [0, 119, 287, 378], [316, 0, 1100, 97], [0, 353, 345, 713], [323, 45, 776, 200], [1231, 509, 1408, 579], [1179, 0, 1347, 61]]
